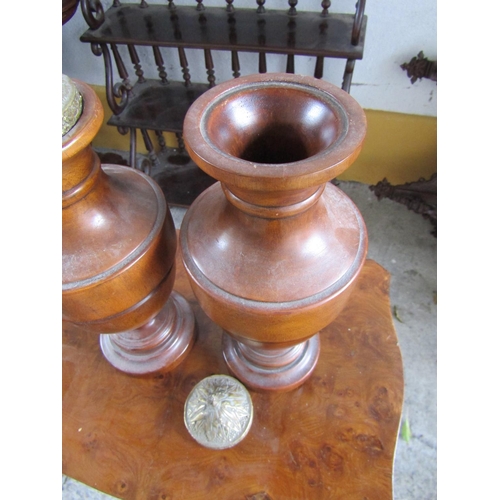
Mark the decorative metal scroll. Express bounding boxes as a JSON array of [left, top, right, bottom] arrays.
[[81, 0, 105, 29], [351, 0, 366, 46], [78, 0, 368, 199], [91, 43, 130, 115], [401, 51, 437, 84], [370, 174, 437, 237]]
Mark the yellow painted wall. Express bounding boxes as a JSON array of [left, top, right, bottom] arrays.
[[91, 85, 437, 185], [339, 109, 437, 185]]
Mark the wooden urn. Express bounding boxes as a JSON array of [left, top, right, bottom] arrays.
[[180, 73, 368, 391], [62, 78, 195, 375]]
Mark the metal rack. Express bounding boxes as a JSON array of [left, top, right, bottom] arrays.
[[79, 0, 367, 205]]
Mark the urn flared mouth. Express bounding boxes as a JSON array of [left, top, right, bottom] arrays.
[[183, 73, 366, 189], [202, 82, 346, 165]]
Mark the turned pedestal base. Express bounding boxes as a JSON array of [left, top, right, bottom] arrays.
[[222, 333, 320, 392], [100, 291, 195, 375], [63, 80, 197, 377], [181, 73, 368, 392], [63, 258, 405, 500]]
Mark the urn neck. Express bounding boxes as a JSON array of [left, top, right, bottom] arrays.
[[62, 147, 102, 208], [222, 183, 325, 218], [62, 79, 104, 207]]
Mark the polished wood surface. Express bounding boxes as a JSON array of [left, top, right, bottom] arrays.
[[62, 80, 195, 375], [181, 74, 367, 391], [63, 242, 404, 500], [62, 80, 176, 333]]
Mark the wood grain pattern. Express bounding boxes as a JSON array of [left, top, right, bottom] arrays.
[[63, 242, 404, 500], [180, 74, 368, 391], [62, 79, 195, 375]]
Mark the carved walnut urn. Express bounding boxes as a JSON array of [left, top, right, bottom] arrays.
[[180, 73, 368, 391], [62, 77, 195, 375]]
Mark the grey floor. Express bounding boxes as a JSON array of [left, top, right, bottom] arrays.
[[62, 180, 437, 500]]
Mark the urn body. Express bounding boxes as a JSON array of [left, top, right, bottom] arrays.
[[181, 73, 367, 390], [62, 78, 195, 375]]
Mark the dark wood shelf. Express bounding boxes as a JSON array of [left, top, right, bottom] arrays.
[[81, 4, 366, 59], [108, 79, 209, 133], [78, 0, 367, 206]]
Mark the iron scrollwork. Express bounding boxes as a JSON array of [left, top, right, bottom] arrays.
[[351, 0, 366, 46], [91, 43, 130, 115], [81, 0, 105, 29], [401, 51, 437, 84]]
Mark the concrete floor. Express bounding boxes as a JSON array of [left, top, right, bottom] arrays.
[[62, 180, 437, 500]]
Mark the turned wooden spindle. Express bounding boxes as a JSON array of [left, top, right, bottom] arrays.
[[62, 77, 195, 375], [181, 73, 368, 391]]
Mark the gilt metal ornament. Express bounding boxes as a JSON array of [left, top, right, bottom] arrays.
[[62, 75, 83, 136], [184, 375, 253, 449]]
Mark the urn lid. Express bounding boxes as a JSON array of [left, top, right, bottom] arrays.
[[62, 74, 83, 136], [184, 374, 253, 449]]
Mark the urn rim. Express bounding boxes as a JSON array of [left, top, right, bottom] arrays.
[[183, 73, 366, 190], [62, 79, 104, 162]]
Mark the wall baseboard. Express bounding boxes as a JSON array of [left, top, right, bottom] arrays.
[[90, 85, 437, 185]]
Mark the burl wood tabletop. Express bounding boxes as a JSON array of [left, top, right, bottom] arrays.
[[63, 245, 403, 500]]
